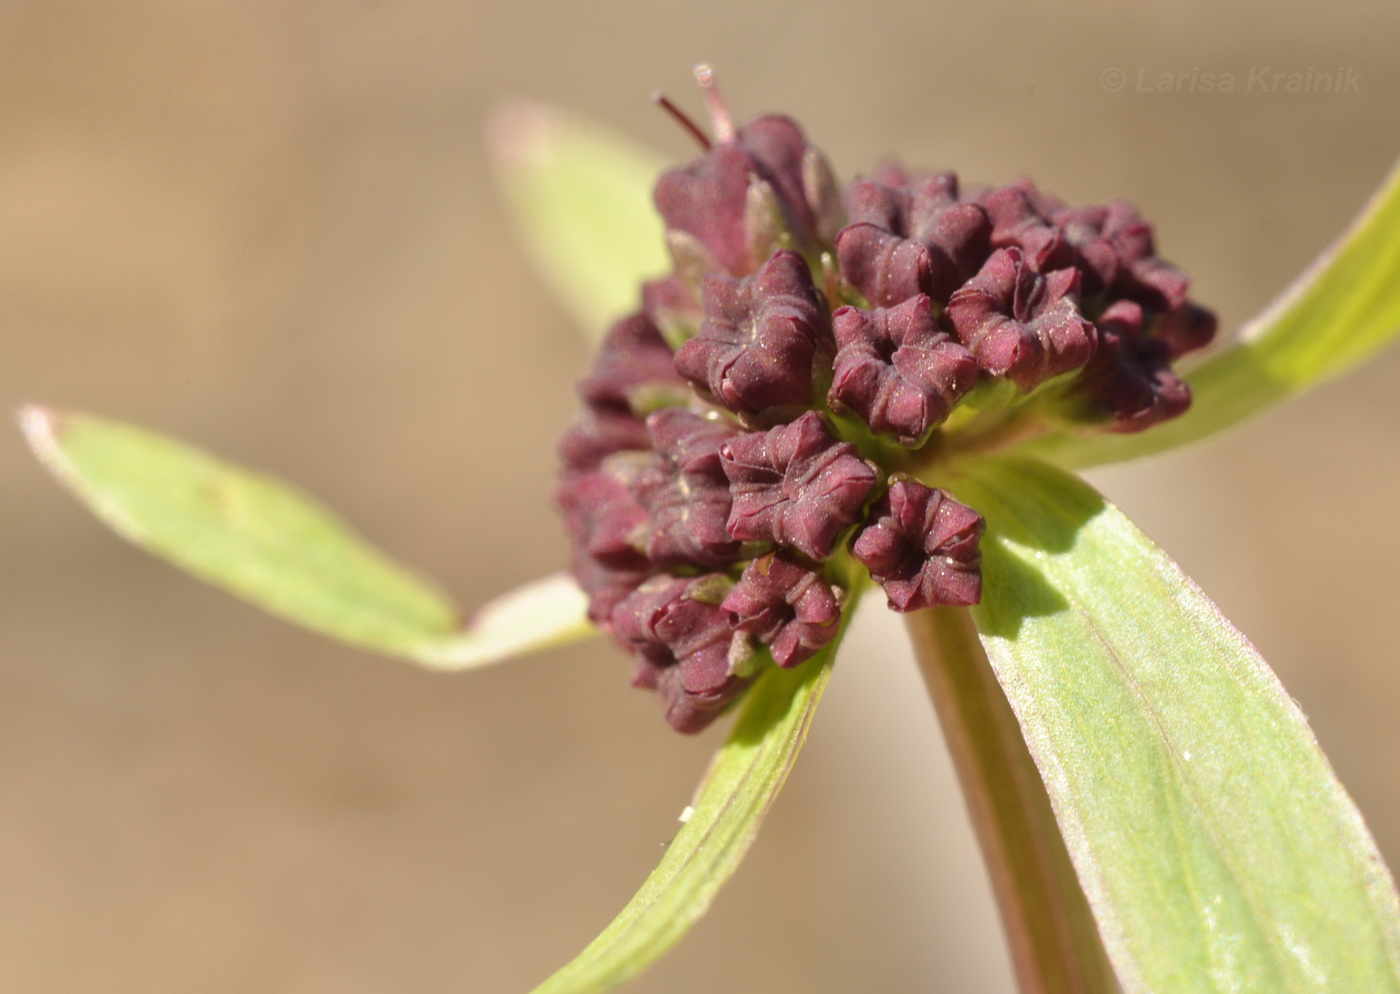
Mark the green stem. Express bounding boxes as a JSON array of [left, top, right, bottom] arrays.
[[905, 607, 1118, 994]]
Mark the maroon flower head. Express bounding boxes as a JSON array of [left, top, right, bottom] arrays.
[[828, 295, 979, 445], [654, 114, 837, 277], [945, 247, 1098, 391], [719, 411, 879, 560], [722, 553, 843, 668], [674, 250, 830, 417], [837, 172, 991, 306], [557, 93, 1214, 732], [637, 409, 743, 568], [852, 480, 985, 611]]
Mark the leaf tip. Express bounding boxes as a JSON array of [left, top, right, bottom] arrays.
[[17, 404, 68, 464], [486, 99, 556, 173]]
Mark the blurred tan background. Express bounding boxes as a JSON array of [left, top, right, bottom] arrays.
[[3, 1, 1398, 991]]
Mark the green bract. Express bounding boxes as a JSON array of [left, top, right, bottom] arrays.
[[20, 102, 1400, 994]]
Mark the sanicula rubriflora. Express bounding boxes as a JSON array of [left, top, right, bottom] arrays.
[[19, 64, 1400, 994], [560, 69, 1216, 733]]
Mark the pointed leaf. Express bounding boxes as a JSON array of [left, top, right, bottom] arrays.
[[952, 455, 1400, 993], [530, 596, 857, 994], [1025, 155, 1400, 468], [489, 102, 671, 340], [20, 406, 596, 664]]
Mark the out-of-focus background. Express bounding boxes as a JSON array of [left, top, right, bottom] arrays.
[[3, 2, 1398, 991]]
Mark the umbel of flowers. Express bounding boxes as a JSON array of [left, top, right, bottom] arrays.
[[557, 77, 1216, 732]]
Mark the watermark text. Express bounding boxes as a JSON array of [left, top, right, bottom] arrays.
[[1099, 66, 1361, 95]]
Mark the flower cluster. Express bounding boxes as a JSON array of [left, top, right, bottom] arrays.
[[558, 97, 1215, 732]]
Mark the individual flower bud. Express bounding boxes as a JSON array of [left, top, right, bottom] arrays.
[[653, 115, 829, 276], [577, 313, 684, 413], [979, 178, 1070, 273], [1064, 300, 1191, 432], [828, 295, 979, 445], [1055, 200, 1191, 312], [674, 250, 830, 417], [1151, 301, 1218, 360], [945, 247, 1098, 391], [569, 551, 652, 627], [836, 173, 991, 306], [719, 411, 879, 560], [637, 409, 743, 568], [557, 407, 652, 471], [852, 480, 984, 611], [613, 575, 753, 734], [722, 553, 842, 668], [555, 462, 650, 569], [642, 274, 704, 348]]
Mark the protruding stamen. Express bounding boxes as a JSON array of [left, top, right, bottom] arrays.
[[651, 91, 712, 151], [694, 64, 734, 143]]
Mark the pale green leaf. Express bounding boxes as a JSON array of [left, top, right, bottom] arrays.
[[530, 597, 856, 994], [489, 101, 671, 341], [20, 406, 596, 665], [953, 455, 1400, 993], [417, 572, 595, 671], [1025, 155, 1400, 468]]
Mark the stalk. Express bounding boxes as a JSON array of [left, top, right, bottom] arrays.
[[905, 607, 1118, 994]]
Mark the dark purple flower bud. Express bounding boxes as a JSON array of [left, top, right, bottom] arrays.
[[654, 115, 834, 276], [557, 407, 652, 471], [1065, 300, 1191, 432], [719, 411, 879, 560], [637, 409, 744, 568], [852, 480, 984, 611], [1051, 199, 1192, 313], [722, 553, 842, 668], [1152, 301, 1218, 360], [674, 250, 830, 417], [836, 173, 991, 306], [945, 247, 1098, 391], [569, 551, 652, 627], [555, 464, 651, 569], [577, 313, 684, 412], [641, 274, 704, 347], [980, 178, 1070, 273], [828, 295, 979, 444], [612, 575, 753, 734]]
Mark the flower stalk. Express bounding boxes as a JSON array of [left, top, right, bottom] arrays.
[[906, 606, 1117, 994]]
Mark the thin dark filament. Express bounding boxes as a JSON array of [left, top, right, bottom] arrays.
[[652, 91, 712, 151]]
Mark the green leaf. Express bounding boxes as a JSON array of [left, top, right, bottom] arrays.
[[952, 455, 1400, 993], [20, 406, 597, 665], [489, 101, 671, 341], [417, 572, 596, 671], [1025, 155, 1400, 468], [529, 597, 856, 994]]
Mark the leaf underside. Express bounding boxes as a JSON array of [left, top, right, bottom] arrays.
[[20, 407, 595, 667], [1026, 154, 1400, 468], [530, 597, 856, 994], [954, 455, 1400, 994], [489, 101, 672, 341]]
